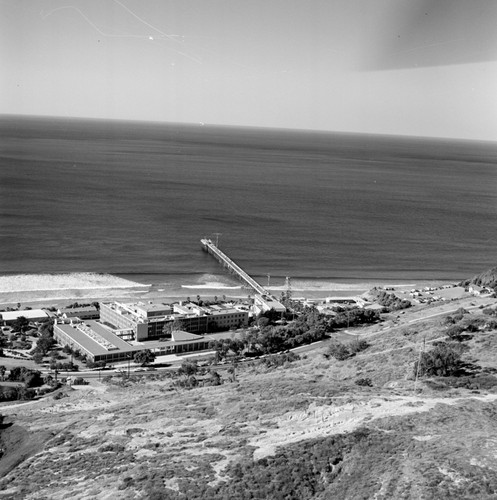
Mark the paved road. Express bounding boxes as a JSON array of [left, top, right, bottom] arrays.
[[365, 300, 497, 339], [38, 298, 497, 381]]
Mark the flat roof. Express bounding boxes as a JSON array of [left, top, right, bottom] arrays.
[[60, 306, 98, 313], [137, 302, 172, 311], [1, 309, 49, 321], [254, 295, 286, 311], [56, 321, 215, 356], [55, 320, 143, 356]]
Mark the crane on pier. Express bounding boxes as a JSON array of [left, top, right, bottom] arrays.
[[213, 233, 222, 247]]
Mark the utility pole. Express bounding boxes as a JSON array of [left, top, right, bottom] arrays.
[[414, 335, 426, 392], [267, 274, 270, 288], [285, 277, 292, 300], [213, 233, 221, 247]]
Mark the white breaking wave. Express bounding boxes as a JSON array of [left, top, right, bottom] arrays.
[[0, 273, 149, 293], [182, 283, 242, 290]]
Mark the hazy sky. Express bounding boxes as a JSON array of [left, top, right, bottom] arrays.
[[2, 0, 497, 140]]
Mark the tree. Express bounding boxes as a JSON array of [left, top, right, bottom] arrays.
[[8, 366, 43, 387], [35, 336, 55, 356], [257, 317, 270, 328], [13, 316, 29, 333], [163, 317, 185, 337], [32, 352, 44, 364], [209, 339, 232, 362], [0, 365, 5, 381], [374, 291, 411, 311], [62, 345, 73, 355], [133, 349, 155, 366], [38, 319, 54, 337], [445, 325, 464, 341], [414, 343, 462, 377]]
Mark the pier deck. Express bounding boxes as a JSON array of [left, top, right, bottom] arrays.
[[201, 238, 269, 296]]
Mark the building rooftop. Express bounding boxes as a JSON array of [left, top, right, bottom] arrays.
[[130, 331, 214, 349], [1, 309, 49, 322], [59, 306, 99, 316], [254, 294, 286, 312], [55, 320, 143, 357], [171, 330, 207, 342], [56, 321, 215, 357]]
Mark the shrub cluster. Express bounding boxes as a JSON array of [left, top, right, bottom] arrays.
[[0, 385, 36, 401], [327, 338, 370, 361], [327, 342, 351, 360], [258, 351, 300, 368], [86, 360, 106, 369], [211, 314, 327, 360], [50, 361, 79, 372], [375, 291, 411, 311], [8, 366, 43, 387], [414, 342, 463, 377], [329, 309, 380, 328], [355, 378, 373, 387]]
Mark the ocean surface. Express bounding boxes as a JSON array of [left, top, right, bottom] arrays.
[[1, 115, 497, 295]]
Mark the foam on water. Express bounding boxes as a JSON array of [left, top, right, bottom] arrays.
[[0, 273, 148, 293]]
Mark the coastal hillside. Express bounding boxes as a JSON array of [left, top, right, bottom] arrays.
[[464, 266, 497, 290], [1, 296, 497, 499]]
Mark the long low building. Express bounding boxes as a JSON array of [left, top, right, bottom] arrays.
[[53, 320, 215, 363], [1, 309, 49, 325], [54, 320, 143, 363], [57, 305, 100, 320]]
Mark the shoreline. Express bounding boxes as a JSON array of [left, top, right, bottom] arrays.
[[0, 271, 458, 309]]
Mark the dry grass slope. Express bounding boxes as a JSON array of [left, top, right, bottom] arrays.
[[0, 305, 497, 499]]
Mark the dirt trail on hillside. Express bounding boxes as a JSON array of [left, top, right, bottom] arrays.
[[250, 393, 497, 459]]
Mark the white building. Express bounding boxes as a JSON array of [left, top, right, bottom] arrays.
[[0, 309, 49, 325]]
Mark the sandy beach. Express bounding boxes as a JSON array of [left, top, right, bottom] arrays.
[[0, 272, 455, 309], [0, 273, 150, 307]]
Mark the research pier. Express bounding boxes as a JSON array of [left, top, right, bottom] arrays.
[[201, 238, 286, 315]]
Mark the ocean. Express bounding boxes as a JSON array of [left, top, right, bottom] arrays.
[[1, 115, 496, 297]]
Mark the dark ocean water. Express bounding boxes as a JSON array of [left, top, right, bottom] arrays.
[[1, 115, 496, 290]]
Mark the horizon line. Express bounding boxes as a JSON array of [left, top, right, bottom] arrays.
[[1, 112, 495, 145]]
